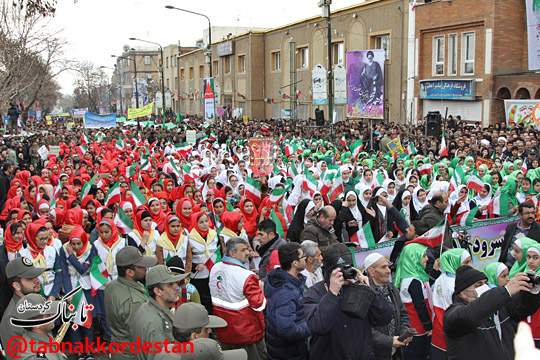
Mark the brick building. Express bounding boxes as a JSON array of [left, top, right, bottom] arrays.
[[177, 0, 410, 122], [412, 0, 540, 126]]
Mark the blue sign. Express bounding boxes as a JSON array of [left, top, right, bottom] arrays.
[[3, 116, 8, 125], [84, 112, 117, 129], [419, 80, 475, 100]]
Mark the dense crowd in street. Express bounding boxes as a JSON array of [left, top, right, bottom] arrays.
[[1, 109, 540, 360]]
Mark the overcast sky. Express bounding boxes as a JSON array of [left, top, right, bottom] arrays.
[[50, 0, 363, 95]]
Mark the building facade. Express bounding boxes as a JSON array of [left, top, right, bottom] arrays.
[[412, 0, 540, 126], [177, 0, 410, 123]]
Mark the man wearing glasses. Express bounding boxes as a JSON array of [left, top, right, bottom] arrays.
[[264, 242, 310, 360], [500, 202, 540, 268]]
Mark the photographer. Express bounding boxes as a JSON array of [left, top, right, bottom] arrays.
[[443, 265, 540, 360], [303, 244, 392, 360]]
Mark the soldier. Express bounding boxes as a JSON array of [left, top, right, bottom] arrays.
[[14, 294, 63, 360], [0, 257, 46, 359], [155, 338, 247, 360], [130, 265, 188, 360], [104, 246, 157, 360]]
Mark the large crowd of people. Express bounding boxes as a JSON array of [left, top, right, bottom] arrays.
[[0, 111, 540, 360]]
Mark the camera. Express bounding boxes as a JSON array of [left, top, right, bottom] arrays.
[[526, 272, 540, 286], [339, 264, 358, 280]]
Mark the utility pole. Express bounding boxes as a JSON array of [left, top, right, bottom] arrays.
[[319, 0, 333, 140]]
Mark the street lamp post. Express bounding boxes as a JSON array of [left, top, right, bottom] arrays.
[[165, 5, 212, 77], [130, 38, 166, 129], [112, 54, 139, 132], [99, 65, 118, 114]]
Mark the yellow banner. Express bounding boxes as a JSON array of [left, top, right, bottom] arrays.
[[387, 138, 405, 155], [127, 102, 154, 120], [45, 116, 51, 120]]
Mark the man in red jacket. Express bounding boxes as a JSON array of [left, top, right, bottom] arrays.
[[209, 236, 267, 360]]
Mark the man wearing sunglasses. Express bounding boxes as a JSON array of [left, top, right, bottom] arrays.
[[264, 242, 310, 360]]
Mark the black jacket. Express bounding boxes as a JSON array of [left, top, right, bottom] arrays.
[[369, 279, 410, 360], [444, 286, 540, 360], [499, 222, 540, 266], [303, 281, 393, 360]]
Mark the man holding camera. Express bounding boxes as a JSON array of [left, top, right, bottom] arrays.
[[303, 244, 393, 360], [443, 265, 540, 360]]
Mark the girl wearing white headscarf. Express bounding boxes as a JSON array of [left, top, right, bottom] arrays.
[[413, 187, 429, 212], [382, 179, 396, 203], [470, 183, 492, 219], [334, 191, 367, 242]]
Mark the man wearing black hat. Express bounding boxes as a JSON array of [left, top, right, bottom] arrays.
[[444, 265, 540, 360], [104, 246, 157, 360], [0, 257, 47, 358], [303, 243, 393, 360]]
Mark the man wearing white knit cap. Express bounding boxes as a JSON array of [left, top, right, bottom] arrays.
[[365, 253, 412, 360]]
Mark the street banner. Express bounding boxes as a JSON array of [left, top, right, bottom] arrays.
[[504, 99, 540, 130], [186, 130, 197, 145], [387, 138, 404, 155], [450, 216, 519, 270], [203, 78, 216, 122], [38, 145, 49, 160], [249, 137, 274, 176], [526, 0, 540, 70], [334, 64, 347, 104], [350, 240, 395, 272], [347, 50, 385, 119], [165, 91, 172, 108], [127, 102, 154, 120], [72, 108, 88, 117], [312, 64, 327, 105], [84, 112, 117, 129], [475, 157, 494, 170]]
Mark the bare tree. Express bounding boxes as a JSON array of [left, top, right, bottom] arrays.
[[72, 61, 108, 113], [12, 0, 57, 18]]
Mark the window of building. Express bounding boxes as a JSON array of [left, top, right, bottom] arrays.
[[174, 77, 178, 90], [144, 56, 151, 65], [167, 79, 170, 89], [462, 32, 475, 75], [374, 35, 390, 61], [238, 55, 246, 73], [332, 43, 344, 65], [272, 52, 281, 71], [199, 65, 204, 78], [225, 56, 231, 74], [297, 47, 309, 69], [433, 36, 445, 76], [213, 60, 219, 76], [166, 57, 169, 69], [146, 72, 152, 80], [448, 34, 458, 76], [189, 67, 194, 80], [180, 68, 185, 81]]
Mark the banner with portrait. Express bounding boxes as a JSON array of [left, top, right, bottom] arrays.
[[351, 240, 396, 273], [346, 50, 385, 119], [249, 137, 274, 176]]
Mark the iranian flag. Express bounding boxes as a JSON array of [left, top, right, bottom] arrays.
[[75, 145, 88, 157], [114, 206, 133, 235], [139, 158, 152, 172], [268, 184, 292, 205], [350, 139, 364, 159], [175, 142, 192, 156], [340, 135, 347, 148], [330, 170, 345, 202], [205, 247, 222, 271], [130, 181, 147, 207], [456, 207, 479, 226], [319, 172, 334, 200], [406, 142, 417, 155], [245, 177, 262, 205], [125, 164, 137, 179], [164, 159, 181, 178], [105, 183, 121, 207], [302, 170, 319, 196], [208, 132, 216, 141], [350, 223, 376, 249], [284, 143, 294, 157], [80, 174, 97, 200], [439, 131, 448, 157], [467, 171, 484, 192], [69, 283, 92, 328], [522, 160, 528, 175], [450, 166, 465, 191], [487, 193, 509, 216], [405, 219, 446, 247], [81, 133, 90, 145], [263, 98, 274, 104], [200, 135, 209, 145], [419, 163, 432, 176], [90, 255, 109, 296], [270, 209, 286, 238], [116, 137, 126, 151]]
